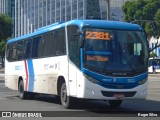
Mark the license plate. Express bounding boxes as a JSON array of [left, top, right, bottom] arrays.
[[113, 94, 125, 98]]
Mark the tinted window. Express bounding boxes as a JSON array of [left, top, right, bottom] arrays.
[[54, 29, 66, 56], [6, 28, 66, 61], [43, 32, 55, 57], [32, 36, 42, 58], [6, 44, 11, 61], [24, 39, 32, 59], [6, 43, 19, 61], [16, 41, 24, 60], [11, 43, 17, 61], [68, 25, 80, 68]]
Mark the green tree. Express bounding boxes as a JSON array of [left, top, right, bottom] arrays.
[[150, 52, 157, 58], [0, 14, 13, 40], [122, 0, 160, 53], [0, 14, 13, 67]]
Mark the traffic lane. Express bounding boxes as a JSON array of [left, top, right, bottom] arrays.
[[1, 93, 160, 116], [0, 85, 160, 112], [1, 77, 160, 120]]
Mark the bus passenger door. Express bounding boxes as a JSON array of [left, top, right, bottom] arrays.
[[67, 25, 80, 97]]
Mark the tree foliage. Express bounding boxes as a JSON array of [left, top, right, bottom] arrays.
[[0, 14, 13, 40], [122, 0, 160, 53], [150, 52, 157, 58], [0, 14, 13, 67]]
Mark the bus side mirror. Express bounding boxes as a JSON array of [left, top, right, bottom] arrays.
[[72, 29, 85, 48], [72, 29, 82, 36]]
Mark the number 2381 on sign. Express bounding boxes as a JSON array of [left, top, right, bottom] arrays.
[[85, 31, 113, 40]]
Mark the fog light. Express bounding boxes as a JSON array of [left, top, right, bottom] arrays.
[[138, 78, 147, 85], [84, 74, 100, 84], [87, 88, 95, 95]]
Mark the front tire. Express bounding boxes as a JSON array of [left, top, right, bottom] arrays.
[[60, 82, 74, 109], [108, 100, 122, 108]]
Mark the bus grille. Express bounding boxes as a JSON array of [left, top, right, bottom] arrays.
[[101, 91, 136, 97], [99, 83, 138, 89]]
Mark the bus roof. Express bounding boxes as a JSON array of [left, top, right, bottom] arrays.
[[7, 19, 143, 44], [67, 19, 143, 31]]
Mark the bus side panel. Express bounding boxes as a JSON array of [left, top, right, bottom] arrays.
[[29, 56, 68, 95], [5, 56, 69, 95], [5, 60, 26, 91], [68, 62, 77, 97], [76, 70, 85, 98]]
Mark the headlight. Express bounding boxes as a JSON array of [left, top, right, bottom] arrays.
[[138, 78, 147, 85], [84, 74, 100, 84]]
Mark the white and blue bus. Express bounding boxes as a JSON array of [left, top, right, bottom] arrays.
[[5, 20, 148, 108], [148, 58, 160, 73]]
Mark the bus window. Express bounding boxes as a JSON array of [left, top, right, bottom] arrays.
[[6, 44, 12, 61], [68, 25, 80, 68], [12, 43, 17, 61], [24, 39, 32, 59], [54, 29, 66, 56], [43, 32, 55, 57], [16, 41, 24, 60], [32, 36, 42, 58]]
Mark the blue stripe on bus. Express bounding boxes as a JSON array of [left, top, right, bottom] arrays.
[[85, 51, 112, 55], [27, 60, 35, 92], [83, 68, 148, 85]]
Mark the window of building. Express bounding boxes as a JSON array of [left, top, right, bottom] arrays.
[[56, 0, 60, 8]]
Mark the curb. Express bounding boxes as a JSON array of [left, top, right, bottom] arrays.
[[149, 74, 160, 77]]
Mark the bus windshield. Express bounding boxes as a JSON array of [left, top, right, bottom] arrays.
[[84, 28, 148, 76]]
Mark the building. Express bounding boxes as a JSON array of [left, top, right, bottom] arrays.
[[0, 0, 109, 38], [0, 0, 15, 23], [0, 0, 8, 14], [110, 0, 130, 21], [149, 37, 160, 56], [2, 0, 132, 38]]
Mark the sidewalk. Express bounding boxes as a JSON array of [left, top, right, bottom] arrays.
[[0, 68, 4, 81], [0, 68, 4, 73], [148, 73, 160, 76]]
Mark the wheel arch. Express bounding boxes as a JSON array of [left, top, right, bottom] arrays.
[[18, 76, 24, 91], [57, 76, 66, 96]]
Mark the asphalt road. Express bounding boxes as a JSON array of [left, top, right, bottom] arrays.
[[0, 75, 160, 120]]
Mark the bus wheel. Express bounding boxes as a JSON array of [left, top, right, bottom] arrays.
[[19, 80, 28, 99], [108, 100, 122, 108], [60, 82, 73, 109]]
